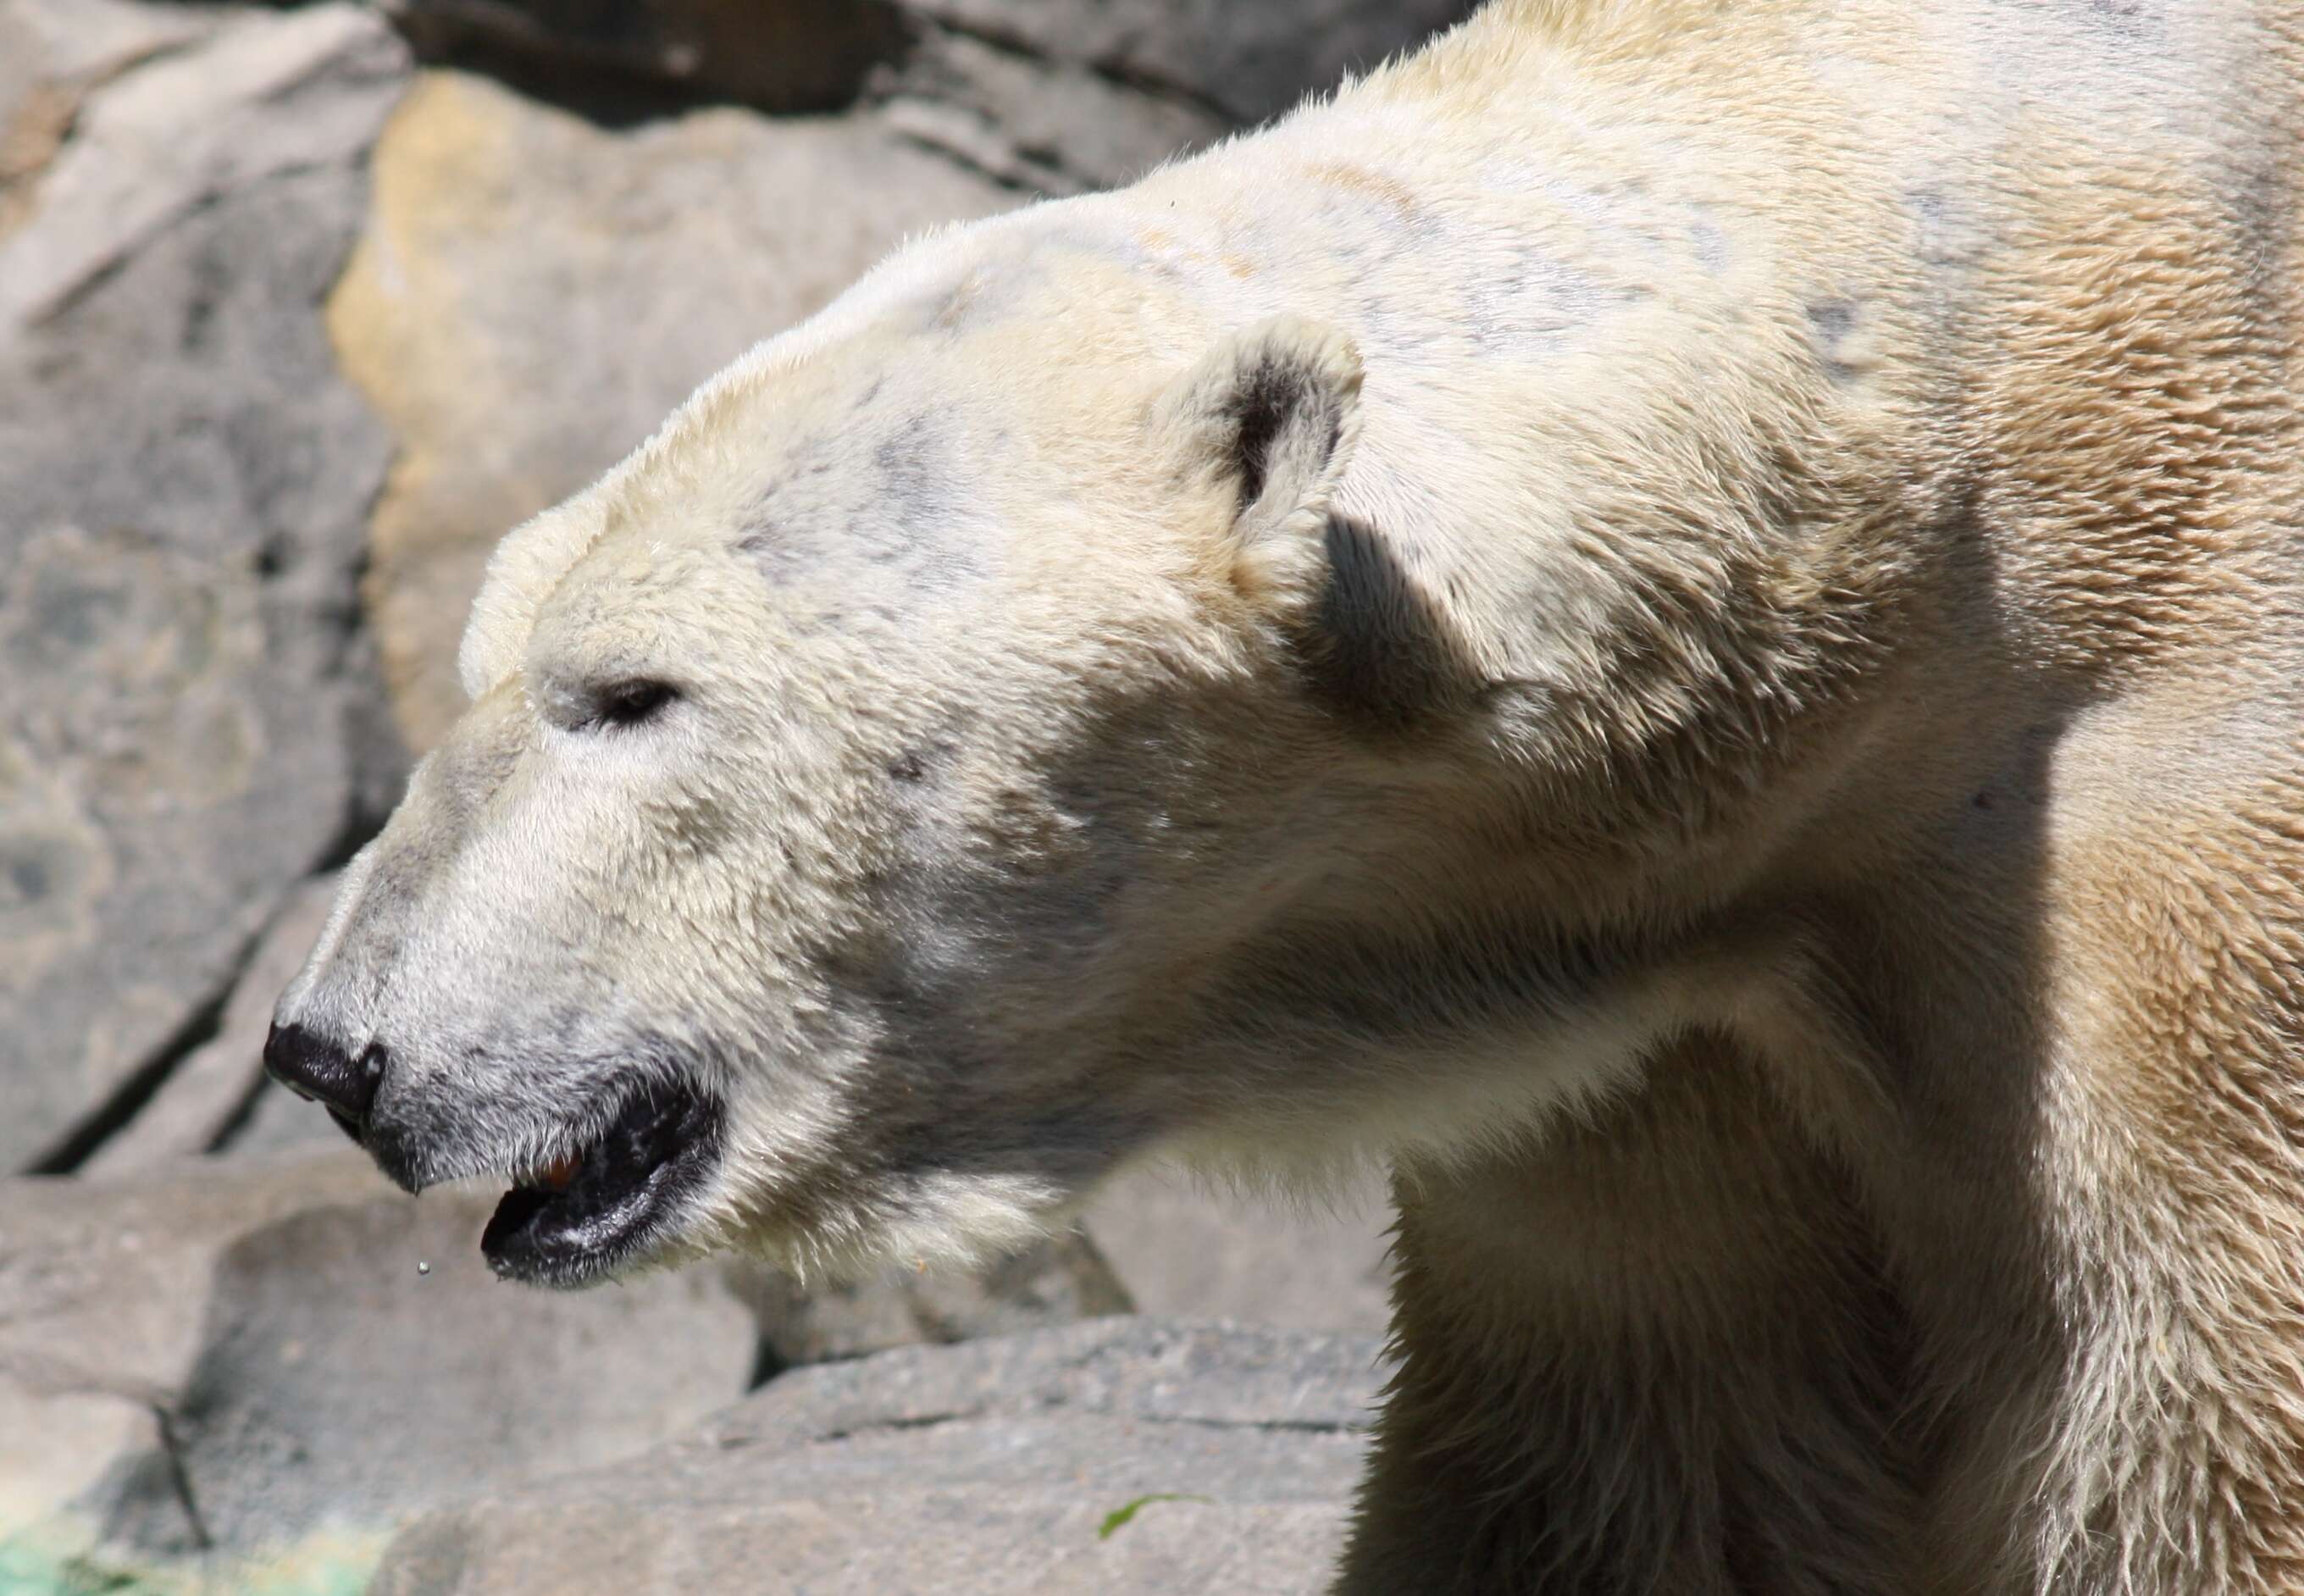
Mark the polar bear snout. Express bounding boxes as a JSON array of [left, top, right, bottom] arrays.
[[263, 1020, 381, 1142]]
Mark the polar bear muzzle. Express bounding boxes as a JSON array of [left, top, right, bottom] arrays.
[[475, 1083, 724, 1288], [263, 1016, 726, 1288]]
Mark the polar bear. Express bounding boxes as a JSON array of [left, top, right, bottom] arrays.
[[269, 1, 2304, 1589]]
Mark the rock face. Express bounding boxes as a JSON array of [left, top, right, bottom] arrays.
[[0, 1151, 760, 1567], [368, 1319, 1384, 1596], [0, 1152, 1130, 1584], [0, 3, 412, 1175], [84, 875, 347, 1175], [732, 1233, 1133, 1368], [1083, 1167, 1394, 1334], [906, 0, 1478, 125], [0, 0, 226, 244]]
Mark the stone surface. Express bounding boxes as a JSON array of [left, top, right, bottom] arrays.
[[0, 6, 407, 328], [332, 70, 1017, 750], [1084, 1166, 1394, 1333], [369, 1319, 1386, 1595], [878, 18, 1223, 194], [0, 3, 413, 1173], [906, 0, 1482, 123], [0, 1150, 761, 1572], [0, 0, 223, 244], [728, 1231, 1133, 1368], [85, 875, 346, 1176]]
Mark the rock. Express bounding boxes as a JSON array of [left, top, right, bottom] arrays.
[[0, 0, 224, 244], [333, 70, 1020, 750], [0, 6, 407, 329], [369, 1319, 1385, 1595], [84, 874, 346, 1175], [0, 1150, 761, 1577], [727, 1231, 1133, 1368], [0, 1152, 1153, 1588], [1083, 1164, 1394, 1333], [0, 3, 413, 1175], [878, 19, 1224, 195], [905, 0, 1482, 124], [380, 0, 911, 115]]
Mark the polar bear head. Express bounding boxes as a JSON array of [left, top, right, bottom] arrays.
[[272, 205, 1875, 1288]]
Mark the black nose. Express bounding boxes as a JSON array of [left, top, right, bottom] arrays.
[[264, 1022, 383, 1133]]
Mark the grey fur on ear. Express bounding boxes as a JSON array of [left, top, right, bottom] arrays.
[[1157, 315, 1364, 606]]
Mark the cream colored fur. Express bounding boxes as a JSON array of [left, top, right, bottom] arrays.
[[279, 1, 2304, 1589]]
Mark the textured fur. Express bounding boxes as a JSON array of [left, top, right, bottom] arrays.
[[277, 1, 2304, 1589]]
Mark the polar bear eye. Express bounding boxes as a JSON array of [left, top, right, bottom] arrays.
[[585, 679, 679, 730]]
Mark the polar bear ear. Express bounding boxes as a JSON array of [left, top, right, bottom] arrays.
[[1155, 316, 1364, 608]]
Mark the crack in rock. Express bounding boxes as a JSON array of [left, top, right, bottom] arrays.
[[21, 940, 251, 1175]]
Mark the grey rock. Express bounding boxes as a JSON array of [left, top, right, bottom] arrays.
[[0, 3, 414, 1174], [0, 0, 219, 103], [0, 1150, 760, 1571], [1084, 1164, 1395, 1333], [369, 1319, 1387, 1595], [0, 6, 409, 328], [0, 0, 222, 243], [85, 874, 346, 1175], [727, 1230, 1133, 1368], [879, 19, 1223, 195], [906, 0, 1483, 125]]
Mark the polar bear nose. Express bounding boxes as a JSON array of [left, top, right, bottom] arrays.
[[263, 1022, 383, 1136]]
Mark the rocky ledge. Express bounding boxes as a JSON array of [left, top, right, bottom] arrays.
[[370, 1319, 1383, 1596]]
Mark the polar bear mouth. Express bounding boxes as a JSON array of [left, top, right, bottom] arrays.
[[479, 1083, 723, 1288]]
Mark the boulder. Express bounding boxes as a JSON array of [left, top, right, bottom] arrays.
[[84, 874, 346, 1175], [0, 1151, 1131, 1588], [0, 0, 224, 244], [0, 1150, 760, 1573], [904, 0, 1482, 125], [0, 3, 413, 1174], [728, 1232, 1132, 1369], [876, 17, 1224, 195], [369, 1319, 1385, 1596]]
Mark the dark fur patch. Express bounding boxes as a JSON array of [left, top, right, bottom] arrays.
[[1300, 514, 1482, 730], [1228, 356, 1296, 512]]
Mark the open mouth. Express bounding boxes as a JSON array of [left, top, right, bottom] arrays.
[[480, 1083, 723, 1288]]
